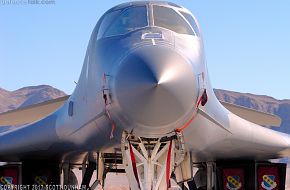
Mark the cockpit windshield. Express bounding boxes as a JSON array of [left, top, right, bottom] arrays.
[[153, 5, 195, 36], [97, 4, 200, 39], [98, 6, 148, 39]]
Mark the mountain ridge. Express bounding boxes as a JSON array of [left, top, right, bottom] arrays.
[[214, 88, 290, 133], [0, 85, 66, 113]]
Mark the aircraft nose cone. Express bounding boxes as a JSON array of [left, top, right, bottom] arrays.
[[114, 46, 198, 131]]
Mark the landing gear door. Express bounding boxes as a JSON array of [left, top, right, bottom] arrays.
[[175, 152, 193, 184]]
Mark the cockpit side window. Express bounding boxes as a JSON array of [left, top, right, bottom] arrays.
[[153, 5, 194, 35], [97, 9, 122, 39], [180, 12, 200, 36], [99, 6, 148, 38]]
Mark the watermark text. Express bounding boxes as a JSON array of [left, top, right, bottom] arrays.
[[0, 0, 56, 6]]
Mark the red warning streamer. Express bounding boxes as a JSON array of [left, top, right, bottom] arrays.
[[175, 90, 207, 132], [106, 110, 116, 139], [166, 139, 173, 189], [129, 141, 141, 189]]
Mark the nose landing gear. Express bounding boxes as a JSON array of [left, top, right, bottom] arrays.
[[121, 131, 189, 190]]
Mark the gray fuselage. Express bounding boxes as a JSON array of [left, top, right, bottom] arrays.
[[1, 1, 290, 164]]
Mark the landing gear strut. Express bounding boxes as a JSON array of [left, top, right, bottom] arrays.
[[81, 161, 96, 188], [121, 131, 187, 190]]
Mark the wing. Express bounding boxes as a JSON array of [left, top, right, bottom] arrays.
[[0, 95, 70, 126], [219, 100, 281, 127]]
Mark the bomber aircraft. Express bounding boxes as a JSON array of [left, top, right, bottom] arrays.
[[0, 1, 289, 190]]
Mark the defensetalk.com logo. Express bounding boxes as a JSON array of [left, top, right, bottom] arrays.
[[0, 0, 55, 5]]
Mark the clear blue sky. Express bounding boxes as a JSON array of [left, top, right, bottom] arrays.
[[1, 0, 290, 99]]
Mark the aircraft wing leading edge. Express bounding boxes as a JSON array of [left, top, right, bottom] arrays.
[[0, 96, 70, 126]]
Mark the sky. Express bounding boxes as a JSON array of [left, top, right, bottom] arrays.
[[0, 0, 290, 99]]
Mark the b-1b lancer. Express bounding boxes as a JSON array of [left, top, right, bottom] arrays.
[[0, 1, 289, 189]]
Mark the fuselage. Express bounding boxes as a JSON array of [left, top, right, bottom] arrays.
[[56, 1, 206, 146]]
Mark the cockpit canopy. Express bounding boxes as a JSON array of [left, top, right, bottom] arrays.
[[97, 3, 200, 39]]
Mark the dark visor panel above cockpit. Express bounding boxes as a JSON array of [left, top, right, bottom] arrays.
[[153, 5, 195, 35], [98, 6, 148, 38]]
